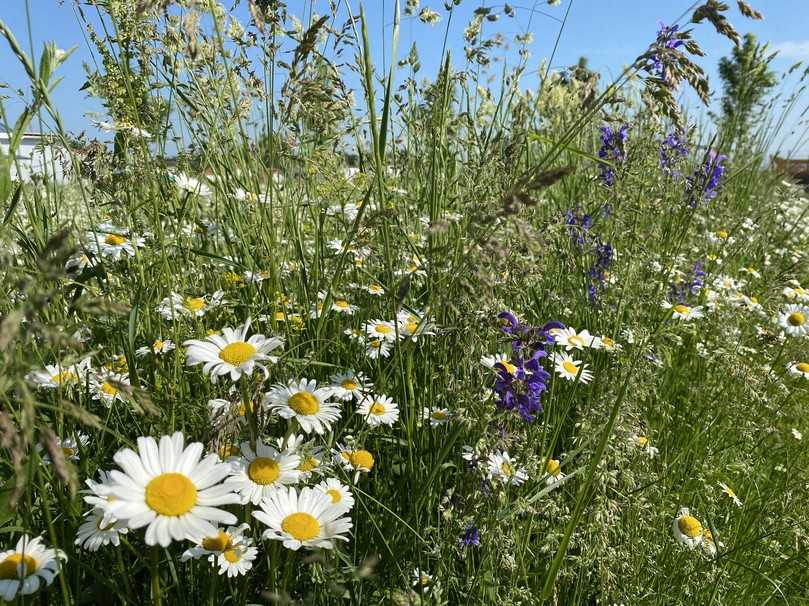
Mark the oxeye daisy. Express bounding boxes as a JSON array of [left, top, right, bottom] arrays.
[[75, 508, 128, 552], [0, 535, 66, 602], [480, 353, 517, 374], [252, 486, 353, 551], [38, 433, 89, 464], [208, 397, 255, 430], [422, 406, 451, 426], [105, 432, 241, 547], [264, 379, 341, 435], [364, 338, 392, 359], [672, 507, 703, 548], [86, 228, 144, 260], [316, 478, 355, 514], [365, 283, 385, 296], [180, 523, 258, 577], [173, 172, 212, 197], [662, 301, 704, 321], [701, 528, 723, 557], [296, 446, 327, 480], [90, 372, 130, 406], [551, 353, 594, 384], [329, 370, 372, 401], [631, 435, 659, 459], [334, 445, 375, 480], [136, 338, 176, 357], [157, 291, 225, 320], [356, 394, 400, 427], [719, 482, 743, 507], [25, 358, 91, 389], [412, 568, 433, 591], [363, 319, 398, 342], [397, 310, 436, 341], [778, 304, 809, 336], [486, 450, 527, 486], [553, 327, 595, 350], [783, 284, 809, 302], [184, 319, 284, 383], [787, 361, 809, 379], [225, 440, 301, 505], [543, 458, 565, 487], [590, 334, 622, 352], [329, 295, 358, 315]]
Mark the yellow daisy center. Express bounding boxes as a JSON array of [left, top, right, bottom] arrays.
[[796, 362, 809, 373], [501, 360, 517, 374], [723, 485, 737, 498], [104, 234, 127, 246], [298, 457, 319, 472], [348, 449, 374, 470], [369, 284, 383, 293], [369, 340, 382, 349], [546, 459, 561, 477], [281, 512, 320, 541], [673, 304, 690, 314], [568, 335, 584, 346], [248, 457, 281, 485], [218, 341, 257, 366], [183, 297, 206, 312], [562, 360, 579, 375], [62, 447, 76, 457], [405, 321, 419, 333], [602, 336, 615, 348], [101, 382, 119, 397], [145, 473, 197, 516], [335, 299, 350, 309], [223, 548, 241, 563], [500, 462, 514, 476], [369, 402, 386, 416], [326, 488, 342, 503], [53, 371, 77, 385], [153, 339, 165, 350], [0, 553, 37, 579], [202, 531, 232, 552], [677, 515, 702, 538], [341, 379, 358, 391], [431, 410, 447, 421], [288, 392, 320, 415], [376, 324, 393, 335], [716, 229, 728, 239], [788, 312, 806, 327], [637, 436, 649, 447]]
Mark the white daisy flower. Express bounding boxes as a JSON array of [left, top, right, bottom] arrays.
[[672, 507, 703, 548], [296, 446, 327, 480], [136, 338, 175, 357], [719, 482, 743, 507], [90, 372, 130, 406], [422, 406, 451, 426], [486, 450, 527, 486], [397, 310, 436, 341], [333, 445, 375, 480], [788, 361, 809, 379], [38, 433, 89, 464], [480, 353, 517, 374], [356, 394, 399, 427], [662, 301, 704, 321], [315, 478, 354, 514], [590, 335, 622, 352], [75, 508, 128, 552], [631, 435, 659, 459], [412, 567, 433, 590], [329, 370, 373, 401], [330, 296, 358, 315], [365, 338, 392, 359], [0, 535, 66, 602], [553, 327, 595, 350], [25, 358, 91, 389], [173, 173, 212, 197], [184, 319, 284, 383], [105, 432, 241, 547], [225, 440, 301, 505], [701, 528, 723, 558], [252, 486, 353, 551], [551, 353, 593, 384], [264, 379, 341, 435], [778, 304, 809, 336], [363, 319, 398, 342], [86, 228, 144, 260], [365, 283, 385, 296], [543, 458, 565, 487], [180, 523, 258, 577], [783, 284, 809, 302], [156, 291, 225, 320]]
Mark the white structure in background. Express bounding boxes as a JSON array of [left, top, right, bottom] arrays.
[[0, 132, 67, 183]]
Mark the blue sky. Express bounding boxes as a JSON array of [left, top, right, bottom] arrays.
[[2, 1, 809, 154]]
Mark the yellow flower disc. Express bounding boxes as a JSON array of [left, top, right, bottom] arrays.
[[248, 457, 281, 485], [281, 512, 320, 541], [218, 341, 257, 366], [288, 392, 320, 415], [0, 554, 37, 579], [145, 473, 197, 516]]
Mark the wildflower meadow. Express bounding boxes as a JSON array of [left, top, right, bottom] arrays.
[[1, 0, 808, 604]]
